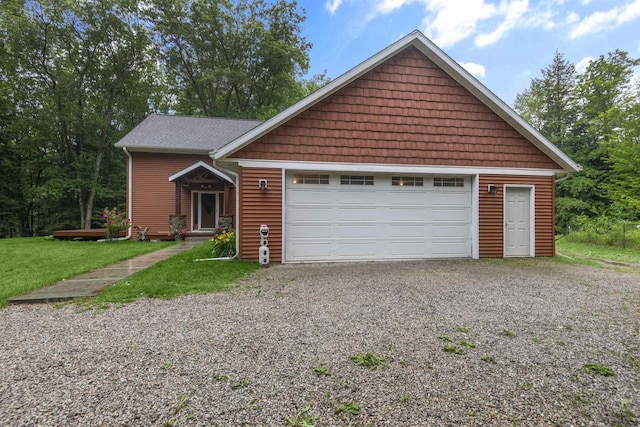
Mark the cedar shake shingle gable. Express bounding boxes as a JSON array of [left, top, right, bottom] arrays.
[[115, 113, 262, 154], [229, 47, 560, 169], [214, 30, 580, 173]]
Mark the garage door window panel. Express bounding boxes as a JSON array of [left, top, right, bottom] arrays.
[[392, 176, 424, 186], [434, 177, 465, 187], [293, 174, 329, 184], [341, 175, 374, 185]]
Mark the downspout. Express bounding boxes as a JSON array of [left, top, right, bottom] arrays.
[[201, 150, 239, 260], [98, 148, 133, 242], [124, 147, 133, 240]]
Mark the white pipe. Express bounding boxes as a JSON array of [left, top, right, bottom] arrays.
[[210, 152, 240, 260], [97, 236, 130, 242], [555, 252, 574, 260], [194, 257, 234, 262], [123, 147, 134, 240]]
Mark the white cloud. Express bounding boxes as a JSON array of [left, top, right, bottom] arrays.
[[325, 0, 343, 15], [420, 0, 499, 48], [575, 56, 593, 74], [458, 61, 486, 78], [419, 0, 553, 47], [570, 0, 640, 39], [565, 12, 579, 24], [475, 0, 529, 47], [375, 0, 417, 14], [335, 0, 558, 47], [524, 7, 556, 30]]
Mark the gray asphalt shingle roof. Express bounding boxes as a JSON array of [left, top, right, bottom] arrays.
[[115, 113, 263, 153]]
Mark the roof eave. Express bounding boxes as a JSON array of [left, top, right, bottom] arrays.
[[115, 146, 212, 155]]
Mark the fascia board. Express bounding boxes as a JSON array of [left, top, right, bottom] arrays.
[[122, 146, 211, 155]]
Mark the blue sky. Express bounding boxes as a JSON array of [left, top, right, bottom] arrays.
[[297, 0, 640, 105]]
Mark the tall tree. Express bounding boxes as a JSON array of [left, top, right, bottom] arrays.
[[1, 0, 162, 231], [604, 101, 640, 218], [515, 49, 640, 228], [570, 50, 640, 220], [151, 0, 312, 118], [514, 51, 577, 152], [0, 79, 22, 237]]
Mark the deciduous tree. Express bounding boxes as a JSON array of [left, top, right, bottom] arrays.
[[151, 0, 312, 118], [1, 0, 161, 231]]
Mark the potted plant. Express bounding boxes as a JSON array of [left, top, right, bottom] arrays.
[[102, 207, 131, 240]]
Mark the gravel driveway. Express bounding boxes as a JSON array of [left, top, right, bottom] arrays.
[[1, 258, 639, 426]]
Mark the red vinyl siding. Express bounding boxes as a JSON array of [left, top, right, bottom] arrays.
[[130, 152, 217, 234], [231, 47, 561, 170], [238, 167, 283, 262], [479, 175, 555, 257]]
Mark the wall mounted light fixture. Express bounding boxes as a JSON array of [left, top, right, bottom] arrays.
[[258, 179, 268, 191], [487, 184, 499, 195]]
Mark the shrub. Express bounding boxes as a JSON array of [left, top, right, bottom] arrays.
[[210, 229, 236, 257], [565, 215, 640, 250]]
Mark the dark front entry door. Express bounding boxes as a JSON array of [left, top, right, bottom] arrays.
[[200, 193, 216, 229]]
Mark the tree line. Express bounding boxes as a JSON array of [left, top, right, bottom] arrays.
[[514, 50, 640, 231], [0, 0, 323, 237]]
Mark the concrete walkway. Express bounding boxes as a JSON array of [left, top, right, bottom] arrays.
[[8, 240, 204, 304]]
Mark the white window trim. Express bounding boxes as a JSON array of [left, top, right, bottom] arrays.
[[503, 184, 535, 257]]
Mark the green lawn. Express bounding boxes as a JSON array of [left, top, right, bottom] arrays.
[[556, 238, 640, 265], [93, 241, 259, 304], [0, 237, 175, 307]]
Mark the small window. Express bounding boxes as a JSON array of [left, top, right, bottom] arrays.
[[293, 174, 329, 184], [340, 175, 374, 185], [392, 176, 424, 187], [433, 177, 464, 187]]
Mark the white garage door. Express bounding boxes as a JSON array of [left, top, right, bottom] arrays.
[[284, 172, 472, 262]]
